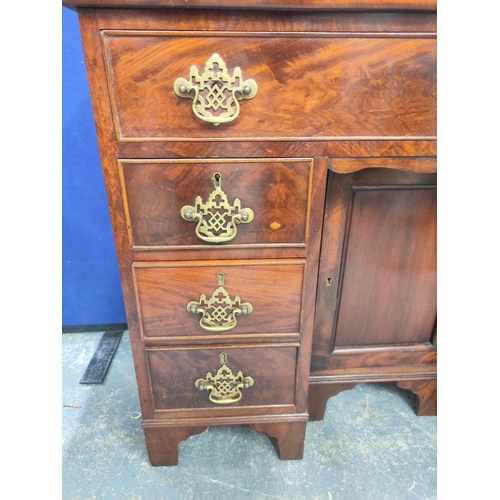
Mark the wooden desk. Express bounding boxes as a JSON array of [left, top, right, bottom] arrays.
[[63, 0, 437, 465]]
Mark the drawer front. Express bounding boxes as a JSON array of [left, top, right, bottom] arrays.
[[120, 159, 312, 249], [103, 32, 436, 140], [133, 260, 305, 339], [146, 345, 298, 412]]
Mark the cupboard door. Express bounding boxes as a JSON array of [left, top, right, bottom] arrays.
[[312, 167, 437, 373]]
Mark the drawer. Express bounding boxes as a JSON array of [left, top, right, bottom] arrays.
[[103, 31, 436, 140], [120, 159, 312, 249], [146, 344, 298, 412], [133, 260, 305, 339]]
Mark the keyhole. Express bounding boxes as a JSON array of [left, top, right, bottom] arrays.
[[217, 272, 225, 286], [213, 172, 222, 189], [326, 276, 333, 286]]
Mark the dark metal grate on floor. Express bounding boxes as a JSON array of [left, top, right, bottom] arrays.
[[79, 330, 124, 384]]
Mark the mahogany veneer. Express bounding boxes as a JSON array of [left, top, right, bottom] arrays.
[[104, 34, 436, 140], [310, 166, 437, 419], [64, 0, 437, 465], [119, 159, 313, 250], [133, 260, 305, 339], [147, 344, 298, 413]]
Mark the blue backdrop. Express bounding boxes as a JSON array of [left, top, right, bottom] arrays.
[[62, 8, 126, 326]]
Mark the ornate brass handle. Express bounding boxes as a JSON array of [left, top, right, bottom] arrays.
[[180, 172, 254, 244], [173, 53, 258, 126], [187, 273, 253, 332], [195, 352, 254, 404]]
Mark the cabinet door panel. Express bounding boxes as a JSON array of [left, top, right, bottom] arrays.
[[311, 167, 437, 373], [335, 186, 436, 346]]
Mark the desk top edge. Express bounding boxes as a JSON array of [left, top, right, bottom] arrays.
[[62, 0, 437, 12]]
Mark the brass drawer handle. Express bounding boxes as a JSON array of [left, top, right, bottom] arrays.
[[173, 53, 258, 126], [180, 172, 254, 244], [195, 352, 254, 404], [187, 272, 253, 332]]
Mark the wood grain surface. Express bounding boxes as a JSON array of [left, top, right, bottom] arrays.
[[133, 260, 305, 338], [307, 382, 357, 421], [120, 159, 312, 248], [248, 421, 306, 460], [73, 4, 437, 463], [95, 8, 436, 33], [116, 139, 437, 160], [143, 425, 208, 466], [147, 344, 298, 410], [397, 378, 437, 416], [103, 33, 436, 140], [334, 186, 437, 346], [330, 156, 436, 174], [311, 166, 437, 373], [64, 1, 437, 11]]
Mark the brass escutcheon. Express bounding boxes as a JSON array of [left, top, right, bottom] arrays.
[[173, 53, 258, 126], [195, 352, 255, 404], [187, 273, 253, 332], [180, 172, 254, 244]]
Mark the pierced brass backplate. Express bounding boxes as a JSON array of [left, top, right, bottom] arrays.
[[187, 273, 253, 332], [173, 53, 258, 126], [195, 352, 255, 404], [180, 172, 254, 244]]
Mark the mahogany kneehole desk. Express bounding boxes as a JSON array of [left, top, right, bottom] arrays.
[[63, 0, 437, 466]]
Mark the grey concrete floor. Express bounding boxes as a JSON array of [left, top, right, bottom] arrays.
[[62, 332, 437, 499]]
